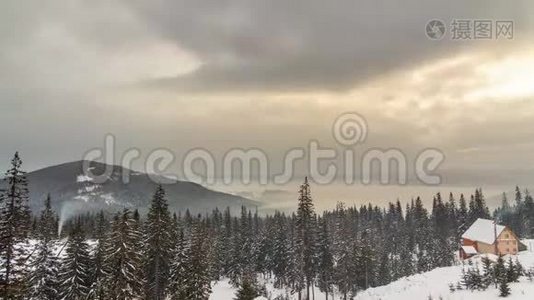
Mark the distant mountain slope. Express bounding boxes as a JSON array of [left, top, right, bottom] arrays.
[[21, 160, 259, 216]]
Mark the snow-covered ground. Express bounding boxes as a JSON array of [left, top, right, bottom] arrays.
[[210, 240, 534, 300], [355, 242, 534, 300]]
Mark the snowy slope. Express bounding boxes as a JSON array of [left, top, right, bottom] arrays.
[[355, 240, 534, 300], [210, 240, 534, 300]]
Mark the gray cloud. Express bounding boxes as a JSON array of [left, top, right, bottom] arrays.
[[1, 0, 534, 191], [129, 0, 533, 92]]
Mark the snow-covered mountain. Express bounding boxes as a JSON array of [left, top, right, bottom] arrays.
[[21, 160, 259, 216]]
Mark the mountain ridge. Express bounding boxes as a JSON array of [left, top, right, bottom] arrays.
[[17, 160, 259, 217]]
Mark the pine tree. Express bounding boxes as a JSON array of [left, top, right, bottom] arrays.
[[167, 229, 188, 299], [458, 194, 468, 231], [272, 212, 290, 288], [102, 209, 143, 299], [234, 278, 258, 300], [219, 208, 233, 277], [398, 240, 413, 278], [58, 224, 92, 300], [446, 193, 459, 245], [144, 185, 173, 300], [494, 256, 507, 287], [514, 258, 523, 277], [512, 186, 524, 237], [431, 193, 454, 268], [286, 213, 304, 296], [294, 177, 317, 300], [234, 206, 255, 283], [169, 212, 180, 256], [0, 152, 32, 295], [228, 216, 243, 285], [331, 202, 354, 300], [524, 191, 534, 238], [481, 257, 493, 288], [473, 189, 490, 220], [317, 218, 334, 299], [515, 186, 522, 207], [184, 218, 212, 300], [499, 277, 511, 297], [26, 195, 59, 300], [505, 257, 521, 283], [87, 211, 107, 299], [334, 240, 354, 300]]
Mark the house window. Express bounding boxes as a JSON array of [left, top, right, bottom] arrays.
[[506, 241, 509, 245], [513, 248, 517, 252], [505, 234, 509, 238]]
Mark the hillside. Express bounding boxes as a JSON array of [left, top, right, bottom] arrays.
[[17, 160, 259, 217], [210, 240, 534, 300], [355, 241, 534, 299]]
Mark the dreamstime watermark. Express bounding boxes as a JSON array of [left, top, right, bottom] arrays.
[[82, 112, 445, 186]]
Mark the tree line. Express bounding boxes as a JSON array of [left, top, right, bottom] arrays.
[[1, 152, 534, 299]]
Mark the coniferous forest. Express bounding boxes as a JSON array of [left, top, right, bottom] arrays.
[[1, 153, 534, 299]]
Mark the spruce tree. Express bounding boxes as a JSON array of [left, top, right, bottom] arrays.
[[184, 218, 212, 300], [431, 193, 454, 268], [219, 208, 233, 277], [481, 257, 493, 288], [103, 209, 143, 299], [87, 211, 107, 299], [58, 224, 92, 300], [234, 206, 255, 283], [0, 152, 31, 295], [294, 177, 317, 299], [234, 278, 258, 300], [524, 191, 534, 238], [334, 240, 354, 300], [317, 218, 334, 299], [499, 277, 511, 297], [272, 212, 290, 288], [494, 256, 507, 287], [457, 194, 468, 231], [167, 229, 188, 300], [26, 195, 59, 300], [512, 186, 524, 237], [144, 185, 173, 300]]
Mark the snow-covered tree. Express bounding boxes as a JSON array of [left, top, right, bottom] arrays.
[[294, 177, 317, 299], [143, 185, 173, 300], [316, 217, 334, 299], [26, 195, 59, 300], [167, 228, 188, 299], [234, 278, 258, 300], [86, 211, 108, 300], [499, 277, 511, 297], [103, 209, 143, 299], [58, 224, 92, 300], [0, 152, 31, 297], [183, 219, 212, 300]]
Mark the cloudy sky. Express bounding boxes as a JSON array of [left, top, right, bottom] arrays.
[[1, 0, 534, 203]]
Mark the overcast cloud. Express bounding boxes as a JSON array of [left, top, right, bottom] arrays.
[[1, 0, 534, 194]]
